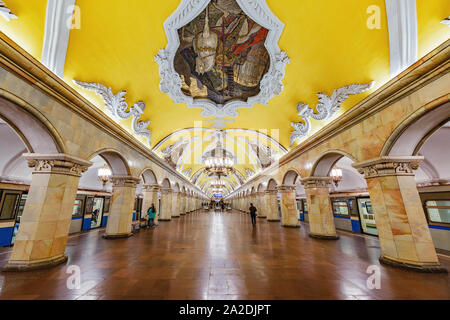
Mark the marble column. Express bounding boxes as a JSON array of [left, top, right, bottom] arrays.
[[104, 175, 140, 239], [3, 154, 91, 271], [277, 185, 300, 228], [172, 191, 180, 218], [301, 177, 338, 240], [142, 184, 160, 216], [353, 156, 446, 272], [266, 190, 280, 222], [256, 192, 267, 218], [159, 188, 173, 221], [180, 192, 186, 215]]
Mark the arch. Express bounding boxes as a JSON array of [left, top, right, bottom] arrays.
[[257, 183, 265, 192], [162, 178, 171, 189], [140, 168, 158, 185], [173, 182, 180, 192], [382, 99, 450, 156], [251, 186, 256, 194], [311, 150, 357, 177], [0, 92, 65, 153], [88, 148, 131, 176], [266, 178, 278, 191], [282, 168, 301, 186]]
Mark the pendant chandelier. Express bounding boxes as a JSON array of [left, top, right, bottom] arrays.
[[98, 164, 112, 186], [331, 167, 343, 187], [203, 130, 234, 177]]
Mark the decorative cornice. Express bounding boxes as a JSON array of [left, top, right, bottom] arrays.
[[24, 153, 92, 177], [161, 188, 173, 194], [0, 1, 17, 22], [155, 0, 289, 127], [352, 156, 424, 179], [301, 177, 332, 189], [110, 175, 141, 188], [290, 82, 374, 146], [276, 184, 295, 192], [41, 0, 75, 78], [73, 81, 151, 145]]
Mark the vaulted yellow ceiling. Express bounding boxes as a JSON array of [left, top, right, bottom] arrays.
[[0, 0, 448, 193]]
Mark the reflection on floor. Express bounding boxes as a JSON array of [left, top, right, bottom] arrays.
[[0, 211, 449, 300]]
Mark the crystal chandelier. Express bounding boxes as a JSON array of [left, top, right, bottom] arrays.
[[203, 130, 234, 177], [331, 167, 343, 187], [98, 164, 112, 186]]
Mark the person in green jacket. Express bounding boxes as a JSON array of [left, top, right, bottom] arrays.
[[147, 204, 156, 228]]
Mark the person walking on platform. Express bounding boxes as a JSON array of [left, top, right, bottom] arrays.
[[147, 204, 156, 228], [249, 203, 257, 227]]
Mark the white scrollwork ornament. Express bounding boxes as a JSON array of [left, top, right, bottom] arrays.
[[0, 1, 18, 21], [73, 81, 151, 145], [290, 82, 374, 146]]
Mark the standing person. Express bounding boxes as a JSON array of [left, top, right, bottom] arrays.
[[147, 204, 156, 228], [249, 203, 257, 227]]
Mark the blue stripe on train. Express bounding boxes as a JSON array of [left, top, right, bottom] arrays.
[[429, 225, 450, 231], [82, 218, 91, 231], [0, 227, 14, 247], [102, 216, 108, 227]]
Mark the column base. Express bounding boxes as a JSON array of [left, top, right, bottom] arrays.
[[267, 219, 280, 222], [171, 216, 180, 218], [379, 255, 448, 273], [257, 216, 267, 219], [282, 224, 300, 228], [180, 213, 186, 215], [2, 254, 68, 272], [103, 233, 133, 239], [309, 233, 340, 240], [158, 219, 171, 221]]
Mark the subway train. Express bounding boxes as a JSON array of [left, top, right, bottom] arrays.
[[1, 184, 449, 252], [0, 183, 148, 247]]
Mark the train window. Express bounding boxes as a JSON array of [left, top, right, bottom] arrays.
[[303, 200, 308, 212], [425, 200, 450, 224], [17, 194, 27, 219], [332, 200, 350, 216], [0, 193, 20, 220], [72, 199, 84, 217], [104, 197, 111, 213]]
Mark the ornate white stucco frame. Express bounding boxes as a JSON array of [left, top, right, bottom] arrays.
[[155, 0, 289, 127]]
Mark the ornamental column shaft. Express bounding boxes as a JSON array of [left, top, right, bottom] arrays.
[[353, 156, 445, 272], [265, 191, 279, 221], [142, 184, 160, 224], [302, 177, 338, 239], [3, 154, 91, 271], [172, 191, 180, 218], [104, 175, 140, 239], [180, 193, 186, 215], [256, 192, 267, 218], [277, 185, 300, 228], [160, 188, 173, 221]]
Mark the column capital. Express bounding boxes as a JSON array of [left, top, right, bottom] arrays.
[[301, 177, 332, 189], [276, 185, 296, 192], [143, 184, 160, 192], [24, 153, 92, 177], [161, 187, 173, 194], [111, 175, 140, 187], [353, 156, 424, 179], [265, 189, 277, 195]]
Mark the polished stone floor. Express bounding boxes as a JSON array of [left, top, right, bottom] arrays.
[[0, 210, 449, 300]]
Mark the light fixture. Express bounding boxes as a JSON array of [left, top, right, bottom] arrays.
[[98, 164, 112, 186], [331, 167, 343, 187], [203, 130, 234, 178]]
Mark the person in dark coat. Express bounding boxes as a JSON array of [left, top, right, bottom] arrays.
[[249, 203, 257, 227]]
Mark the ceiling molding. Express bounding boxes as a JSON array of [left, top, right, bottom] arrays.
[[385, 0, 418, 77], [41, 0, 75, 78], [73, 81, 152, 145], [155, 0, 289, 127], [290, 82, 374, 146]]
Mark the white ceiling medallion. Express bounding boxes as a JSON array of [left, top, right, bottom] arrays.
[[155, 0, 289, 128], [73, 81, 151, 145], [441, 17, 450, 27], [0, 1, 17, 21], [290, 82, 374, 147]]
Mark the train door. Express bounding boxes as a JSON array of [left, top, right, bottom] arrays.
[[296, 199, 304, 221], [357, 197, 378, 236], [11, 192, 27, 245], [70, 195, 85, 234], [0, 190, 22, 246], [91, 197, 105, 229]]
